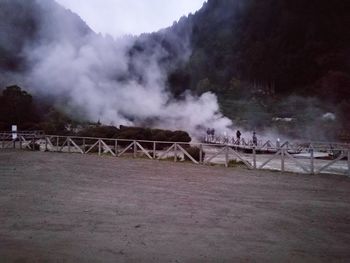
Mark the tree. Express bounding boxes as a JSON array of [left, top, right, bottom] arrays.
[[0, 85, 38, 129]]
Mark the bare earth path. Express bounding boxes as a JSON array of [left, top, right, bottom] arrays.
[[1, 150, 350, 262]]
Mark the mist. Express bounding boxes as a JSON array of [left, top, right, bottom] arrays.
[[3, 0, 232, 138]]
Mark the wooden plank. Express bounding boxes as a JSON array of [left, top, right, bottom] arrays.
[[115, 140, 118, 155], [133, 141, 137, 158], [153, 142, 156, 159], [59, 138, 68, 152], [204, 146, 226, 164], [46, 137, 54, 151], [136, 142, 153, 160], [100, 140, 116, 156], [315, 151, 345, 174], [348, 151, 350, 176], [310, 148, 314, 174], [83, 138, 86, 154], [69, 138, 84, 154], [199, 144, 203, 164], [228, 148, 254, 169], [21, 136, 32, 150], [281, 141, 289, 148], [118, 142, 134, 157], [258, 150, 281, 169], [284, 151, 310, 174], [177, 144, 199, 165], [253, 147, 257, 169], [157, 144, 175, 160], [85, 140, 99, 154], [262, 141, 272, 149], [3, 139, 14, 149], [174, 143, 178, 162], [68, 137, 71, 153]]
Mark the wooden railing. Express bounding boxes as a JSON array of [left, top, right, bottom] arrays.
[[1, 132, 349, 176]]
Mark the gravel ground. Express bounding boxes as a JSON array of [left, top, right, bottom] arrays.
[[1, 150, 350, 262]]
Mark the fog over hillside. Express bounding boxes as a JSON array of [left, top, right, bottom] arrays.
[[0, 0, 232, 137]]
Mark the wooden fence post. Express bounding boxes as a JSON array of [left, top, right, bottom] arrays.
[[253, 147, 257, 169], [225, 145, 229, 168], [83, 138, 86, 154], [115, 140, 118, 156], [348, 150, 350, 176], [153, 142, 156, 159], [199, 144, 203, 164], [281, 149, 285, 172], [68, 137, 71, 153], [133, 141, 137, 158], [98, 139, 101, 156], [310, 148, 315, 175], [174, 143, 177, 162]]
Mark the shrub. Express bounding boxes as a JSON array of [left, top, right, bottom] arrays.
[[78, 126, 119, 138], [169, 130, 191, 143], [75, 125, 192, 150], [184, 146, 205, 162], [228, 159, 245, 167]]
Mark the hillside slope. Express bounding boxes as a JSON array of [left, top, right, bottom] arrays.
[[177, 0, 350, 98], [166, 0, 350, 135], [0, 0, 92, 72]]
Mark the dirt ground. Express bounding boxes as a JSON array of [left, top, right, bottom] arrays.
[[1, 150, 350, 263]]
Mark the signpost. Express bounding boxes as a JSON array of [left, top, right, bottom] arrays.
[[11, 125, 17, 140]]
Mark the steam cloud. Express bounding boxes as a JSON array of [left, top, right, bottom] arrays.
[[18, 0, 233, 138]]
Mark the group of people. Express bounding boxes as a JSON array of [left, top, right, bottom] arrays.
[[205, 128, 258, 146]]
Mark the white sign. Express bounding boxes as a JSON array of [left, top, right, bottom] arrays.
[[12, 125, 17, 140]]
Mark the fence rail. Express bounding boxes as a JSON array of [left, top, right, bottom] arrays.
[[1, 132, 349, 176]]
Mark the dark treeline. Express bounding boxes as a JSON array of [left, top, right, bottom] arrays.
[[0, 85, 73, 133], [168, 0, 350, 98], [0, 86, 192, 142], [165, 0, 350, 137]]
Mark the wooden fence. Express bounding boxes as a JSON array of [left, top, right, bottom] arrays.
[[1, 132, 349, 176]]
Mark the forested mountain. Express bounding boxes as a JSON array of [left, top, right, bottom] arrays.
[[0, 0, 92, 72], [169, 0, 350, 97], [167, 0, 350, 136]]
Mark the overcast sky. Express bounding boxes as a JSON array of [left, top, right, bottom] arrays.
[[55, 0, 206, 37]]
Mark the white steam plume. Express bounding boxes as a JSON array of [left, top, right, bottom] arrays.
[[21, 0, 233, 138]]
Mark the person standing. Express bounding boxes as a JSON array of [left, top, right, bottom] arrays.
[[206, 128, 211, 142], [236, 130, 241, 145], [252, 131, 257, 146], [211, 128, 215, 143]]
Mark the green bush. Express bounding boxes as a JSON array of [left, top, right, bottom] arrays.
[[184, 146, 205, 162], [228, 159, 245, 167], [74, 125, 192, 150], [169, 130, 191, 143], [78, 126, 119, 138]]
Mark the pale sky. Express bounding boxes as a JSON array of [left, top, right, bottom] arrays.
[[55, 0, 206, 37]]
